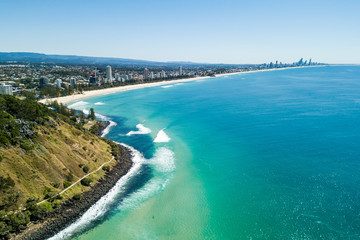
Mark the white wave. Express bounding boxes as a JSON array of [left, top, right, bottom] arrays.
[[67, 101, 89, 109], [117, 147, 175, 211], [148, 147, 175, 172], [101, 121, 117, 137], [161, 85, 173, 88], [94, 102, 105, 105], [82, 109, 89, 115], [48, 144, 145, 240], [174, 83, 184, 86], [153, 129, 171, 143], [126, 124, 152, 136], [49, 145, 175, 239], [95, 113, 109, 121]]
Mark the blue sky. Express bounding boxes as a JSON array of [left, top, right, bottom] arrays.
[[0, 0, 359, 64]]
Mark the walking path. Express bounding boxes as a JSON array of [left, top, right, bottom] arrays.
[[37, 156, 115, 205]]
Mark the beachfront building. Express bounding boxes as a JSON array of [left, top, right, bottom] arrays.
[[150, 72, 154, 79], [56, 79, 62, 87], [179, 66, 183, 75], [144, 68, 150, 80], [106, 65, 113, 83], [161, 70, 166, 78], [115, 73, 120, 81], [0, 83, 13, 95], [70, 78, 76, 87]]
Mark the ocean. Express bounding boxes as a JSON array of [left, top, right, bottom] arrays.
[[52, 65, 360, 239]]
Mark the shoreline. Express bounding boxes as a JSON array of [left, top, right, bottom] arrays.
[[15, 122, 133, 240], [40, 66, 317, 105]]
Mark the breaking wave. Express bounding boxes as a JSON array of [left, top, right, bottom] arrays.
[[94, 102, 105, 105], [126, 124, 152, 136], [101, 121, 117, 137], [67, 101, 89, 109], [154, 129, 171, 143]]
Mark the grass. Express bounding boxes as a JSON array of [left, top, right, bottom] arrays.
[[0, 118, 114, 210]]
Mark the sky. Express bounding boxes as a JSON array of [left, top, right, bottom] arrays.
[[0, 0, 359, 64]]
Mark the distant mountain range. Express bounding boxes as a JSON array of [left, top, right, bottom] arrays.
[[0, 52, 240, 67]]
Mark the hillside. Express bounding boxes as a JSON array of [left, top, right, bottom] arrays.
[[0, 95, 124, 239]]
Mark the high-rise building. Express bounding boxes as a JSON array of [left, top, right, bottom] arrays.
[[150, 72, 154, 79], [106, 65, 113, 83], [70, 78, 76, 88], [144, 68, 150, 80], [115, 73, 120, 81], [161, 70, 166, 78], [56, 79, 62, 87], [179, 66, 183, 75], [39, 77, 49, 88], [0, 83, 13, 95]]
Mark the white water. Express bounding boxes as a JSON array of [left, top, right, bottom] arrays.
[[161, 85, 173, 88], [101, 121, 117, 138], [126, 124, 152, 136], [94, 102, 105, 105], [68, 101, 89, 109], [153, 129, 171, 143]]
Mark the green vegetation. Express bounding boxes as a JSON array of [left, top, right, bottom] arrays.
[[82, 165, 90, 173], [102, 165, 110, 172], [88, 108, 96, 121], [80, 178, 92, 187], [72, 193, 82, 200], [0, 95, 116, 238]]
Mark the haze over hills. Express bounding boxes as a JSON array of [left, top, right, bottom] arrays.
[[0, 52, 244, 67]]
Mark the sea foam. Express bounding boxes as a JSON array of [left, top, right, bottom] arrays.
[[94, 102, 105, 105], [67, 101, 89, 109], [101, 121, 117, 137], [161, 85, 173, 88], [126, 124, 151, 136], [153, 129, 171, 143]]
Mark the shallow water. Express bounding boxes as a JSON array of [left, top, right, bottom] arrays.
[[57, 66, 360, 239]]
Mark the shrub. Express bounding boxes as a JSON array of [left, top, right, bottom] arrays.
[[0, 154, 3, 162], [82, 166, 89, 173], [72, 193, 81, 200], [0, 176, 15, 191], [7, 211, 30, 232], [63, 181, 71, 189], [102, 165, 110, 172], [65, 173, 74, 182], [80, 178, 92, 186], [78, 163, 84, 168], [26, 201, 49, 221], [20, 139, 34, 151], [0, 192, 20, 210]]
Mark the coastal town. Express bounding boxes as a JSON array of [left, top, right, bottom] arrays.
[[0, 58, 321, 98]]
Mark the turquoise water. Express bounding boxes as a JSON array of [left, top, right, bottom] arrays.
[[55, 66, 360, 239]]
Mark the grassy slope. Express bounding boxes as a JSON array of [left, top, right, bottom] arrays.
[[0, 118, 114, 210]]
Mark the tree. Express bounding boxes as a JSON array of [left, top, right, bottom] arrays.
[[88, 108, 96, 120]]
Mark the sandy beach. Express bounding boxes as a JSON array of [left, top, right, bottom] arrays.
[[39, 67, 313, 105], [38, 71, 250, 105]]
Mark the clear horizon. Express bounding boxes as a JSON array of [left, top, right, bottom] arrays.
[[0, 0, 359, 64]]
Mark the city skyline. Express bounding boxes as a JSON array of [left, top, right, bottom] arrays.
[[0, 0, 359, 64]]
